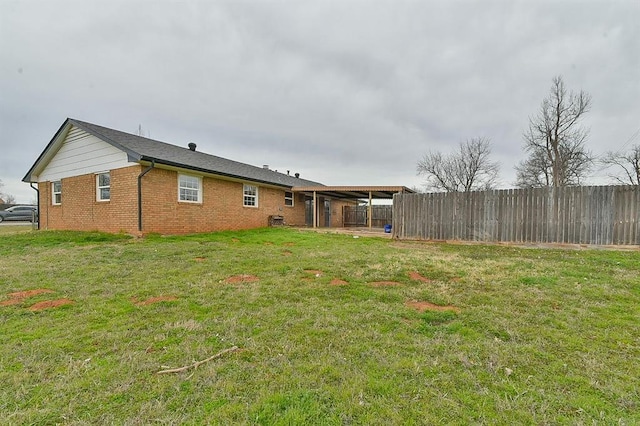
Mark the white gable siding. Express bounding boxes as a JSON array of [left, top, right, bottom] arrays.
[[38, 126, 132, 182]]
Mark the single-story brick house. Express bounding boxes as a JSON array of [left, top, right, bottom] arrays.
[[23, 118, 411, 235]]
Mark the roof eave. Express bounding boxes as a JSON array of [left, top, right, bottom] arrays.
[[22, 118, 144, 183], [69, 119, 143, 162], [291, 185, 414, 200], [22, 118, 72, 183]]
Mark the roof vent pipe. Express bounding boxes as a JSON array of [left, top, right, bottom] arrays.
[[263, 165, 269, 169], [188, 143, 197, 151], [295, 173, 300, 178]]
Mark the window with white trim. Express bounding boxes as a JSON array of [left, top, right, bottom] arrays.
[[178, 174, 202, 203], [96, 172, 110, 201], [285, 191, 294, 207], [243, 184, 258, 207], [52, 181, 61, 205]]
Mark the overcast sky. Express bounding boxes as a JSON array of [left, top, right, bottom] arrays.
[[1, 0, 639, 203]]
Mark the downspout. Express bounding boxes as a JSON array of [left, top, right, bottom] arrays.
[[137, 160, 155, 232], [29, 182, 40, 230]]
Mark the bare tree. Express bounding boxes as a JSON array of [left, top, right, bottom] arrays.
[[601, 144, 640, 185], [515, 76, 594, 188], [0, 179, 16, 204], [417, 137, 500, 192]]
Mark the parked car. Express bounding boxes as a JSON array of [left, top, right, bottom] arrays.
[[0, 205, 38, 222]]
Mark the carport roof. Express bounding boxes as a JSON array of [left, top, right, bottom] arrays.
[[292, 186, 414, 200]]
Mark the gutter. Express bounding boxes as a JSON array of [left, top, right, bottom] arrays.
[[137, 160, 155, 232], [29, 182, 40, 230]]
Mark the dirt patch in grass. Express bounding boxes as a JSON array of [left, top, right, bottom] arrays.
[[282, 242, 296, 246], [408, 271, 432, 282], [405, 300, 460, 313], [304, 270, 323, 277], [194, 257, 207, 262], [369, 281, 402, 287], [224, 274, 259, 284], [330, 279, 349, 286], [133, 296, 179, 306], [282, 250, 293, 256], [2, 289, 56, 308], [8, 289, 55, 299], [0, 298, 24, 307], [28, 298, 74, 311]]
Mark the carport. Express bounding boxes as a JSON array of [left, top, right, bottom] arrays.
[[291, 186, 414, 229]]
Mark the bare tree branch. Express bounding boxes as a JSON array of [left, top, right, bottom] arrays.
[[601, 144, 640, 185], [516, 76, 593, 188], [417, 137, 500, 192], [0, 179, 16, 204], [157, 346, 239, 375]]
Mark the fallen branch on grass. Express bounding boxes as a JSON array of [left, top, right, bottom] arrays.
[[156, 345, 239, 375]]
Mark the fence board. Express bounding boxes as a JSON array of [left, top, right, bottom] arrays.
[[393, 185, 640, 245], [343, 205, 392, 228]]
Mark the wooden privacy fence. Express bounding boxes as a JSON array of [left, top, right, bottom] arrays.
[[343, 205, 393, 228], [393, 185, 640, 245]]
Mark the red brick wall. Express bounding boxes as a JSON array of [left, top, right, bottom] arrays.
[[39, 165, 309, 235], [39, 166, 139, 234]]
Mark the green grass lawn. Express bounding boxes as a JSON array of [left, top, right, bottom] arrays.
[[1, 227, 638, 425]]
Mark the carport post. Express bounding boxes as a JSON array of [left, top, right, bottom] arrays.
[[313, 191, 317, 228], [368, 191, 372, 229]]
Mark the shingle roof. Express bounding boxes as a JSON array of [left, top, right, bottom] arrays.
[[67, 119, 323, 188]]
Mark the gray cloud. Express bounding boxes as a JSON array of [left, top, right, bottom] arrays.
[[1, 0, 638, 202]]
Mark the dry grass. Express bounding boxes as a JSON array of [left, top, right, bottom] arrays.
[[0, 228, 638, 424]]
